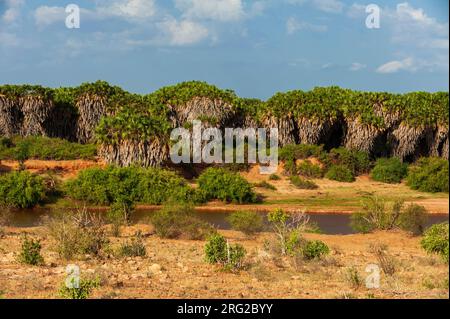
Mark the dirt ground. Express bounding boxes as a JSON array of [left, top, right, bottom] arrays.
[[0, 225, 448, 299]]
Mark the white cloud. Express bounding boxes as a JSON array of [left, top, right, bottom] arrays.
[[1, 0, 24, 24], [157, 17, 209, 46], [34, 6, 66, 27], [286, 17, 327, 34], [175, 0, 245, 22], [288, 0, 344, 13], [376, 57, 416, 74], [98, 0, 157, 20], [349, 62, 366, 71]]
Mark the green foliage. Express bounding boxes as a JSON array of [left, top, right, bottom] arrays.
[[17, 236, 44, 266], [268, 174, 281, 181], [371, 158, 408, 184], [254, 181, 277, 190], [204, 233, 246, 270], [301, 240, 330, 260], [325, 164, 355, 182], [150, 203, 215, 240], [350, 197, 429, 235], [107, 200, 134, 237], [0, 136, 97, 161], [227, 211, 264, 235], [197, 168, 257, 204], [65, 166, 193, 205], [0, 171, 45, 208], [279, 144, 326, 162], [119, 231, 146, 257], [327, 147, 371, 175], [297, 160, 323, 178], [59, 277, 100, 299], [289, 176, 319, 189], [407, 157, 449, 193], [345, 267, 363, 289], [421, 223, 449, 262]]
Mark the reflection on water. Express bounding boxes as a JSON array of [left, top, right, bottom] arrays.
[[4, 208, 449, 235]]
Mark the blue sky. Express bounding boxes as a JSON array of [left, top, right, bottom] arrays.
[[0, 0, 448, 99]]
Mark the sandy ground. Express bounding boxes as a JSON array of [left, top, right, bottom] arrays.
[[0, 225, 448, 299]]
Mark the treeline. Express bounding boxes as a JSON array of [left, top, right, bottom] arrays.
[[1, 81, 448, 167]]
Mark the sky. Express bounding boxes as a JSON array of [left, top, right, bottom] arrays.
[[0, 0, 448, 99]]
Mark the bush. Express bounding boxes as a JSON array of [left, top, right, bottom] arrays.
[[227, 211, 264, 236], [371, 158, 408, 184], [268, 174, 281, 181], [289, 176, 318, 189], [301, 240, 330, 260], [0, 171, 45, 208], [325, 164, 355, 182], [119, 231, 146, 257], [0, 136, 97, 161], [204, 233, 246, 270], [297, 160, 323, 178], [350, 197, 429, 235], [279, 144, 325, 161], [254, 181, 276, 190], [59, 277, 100, 299], [150, 204, 215, 240], [327, 147, 371, 175], [65, 166, 193, 205], [421, 223, 449, 262], [17, 236, 44, 266], [345, 267, 363, 289], [107, 200, 134, 237], [197, 168, 257, 204], [398, 204, 429, 235], [47, 208, 109, 259], [369, 243, 396, 276], [407, 157, 449, 193]]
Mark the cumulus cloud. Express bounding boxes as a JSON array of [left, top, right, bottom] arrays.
[[349, 62, 366, 71], [157, 17, 209, 46], [34, 6, 66, 27], [288, 0, 344, 13], [286, 17, 327, 34], [175, 0, 245, 22], [1, 0, 24, 24], [98, 0, 157, 20]]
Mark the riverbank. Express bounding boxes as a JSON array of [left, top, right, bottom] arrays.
[[0, 225, 448, 299]]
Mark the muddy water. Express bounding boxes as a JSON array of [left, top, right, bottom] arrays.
[[4, 208, 449, 235]]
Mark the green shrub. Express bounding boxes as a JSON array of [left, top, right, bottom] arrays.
[[150, 204, 215, 240], [65, 166, 193, 205], [421, 223, 449, 262], [227, 211, 264, 236], [327, 148, 371, 175], [350, 197, 429, 235], [301, 240, 330, 260], [398, 204, 429, 235], [297, 160, 323, 178], [407, 157, 449, 193], [371, 158, 407, 184], [59, 277, 100, 299], [204, 233, 246, 270], [197, 168, 257, 204], [17, 236, 44, 266], [107, 200, 135, 237], [345, 267, 363, 289], [290, 176, 318, 189], [0, 136, 97, 161], [325, 164, 355, 182], [268, 174, 281, 181], [119, 231, 146, 257], [0, 171, 45, 208], [279, 144, 325, 161]]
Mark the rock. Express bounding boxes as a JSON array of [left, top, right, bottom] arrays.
[[148, 264, 162, 275]]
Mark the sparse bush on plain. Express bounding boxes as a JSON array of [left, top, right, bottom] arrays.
[[407, 157, 449, 193], [254, 181, 277, 190], [197, 168, 257, 204], [421, 223, 449, 262], [119, 231, 146, 257], [371, 157, 408, 184], [17, 235, 44, 266], [289, 176, 318, 189], [227, 211, 264, 236], [268, 174, 281, 181], [397, 204, 429, 235], [204, 233, 246, 271], [369, 243, 396, 276], [301, 240, 330, 260], [325, 164, 355, 182], [345, 267, 363, 289], [0, 171, 45, 208], [150, 203, 215, 240], [297, 160, 323, 178], [59, 277, 100, 299]]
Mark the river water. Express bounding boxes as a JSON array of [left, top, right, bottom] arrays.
[[4, 208, 449, 235]]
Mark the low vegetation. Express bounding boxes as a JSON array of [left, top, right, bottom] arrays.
[[325, 164, 355, 182], [59, 277, 101, 299], [17, 235, 44, 266], [0, 171, 46, 208], [118, 231, 146, 257], [371, 157, 408, 184], [227, 211, 264, 236], [196, 168, 257, 204], [289, 176, 318, 189], [407, 157, 449, 193], [204, 233, 246, 271], [421, 223, 449, 262], [150, 203, 215, 240]]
